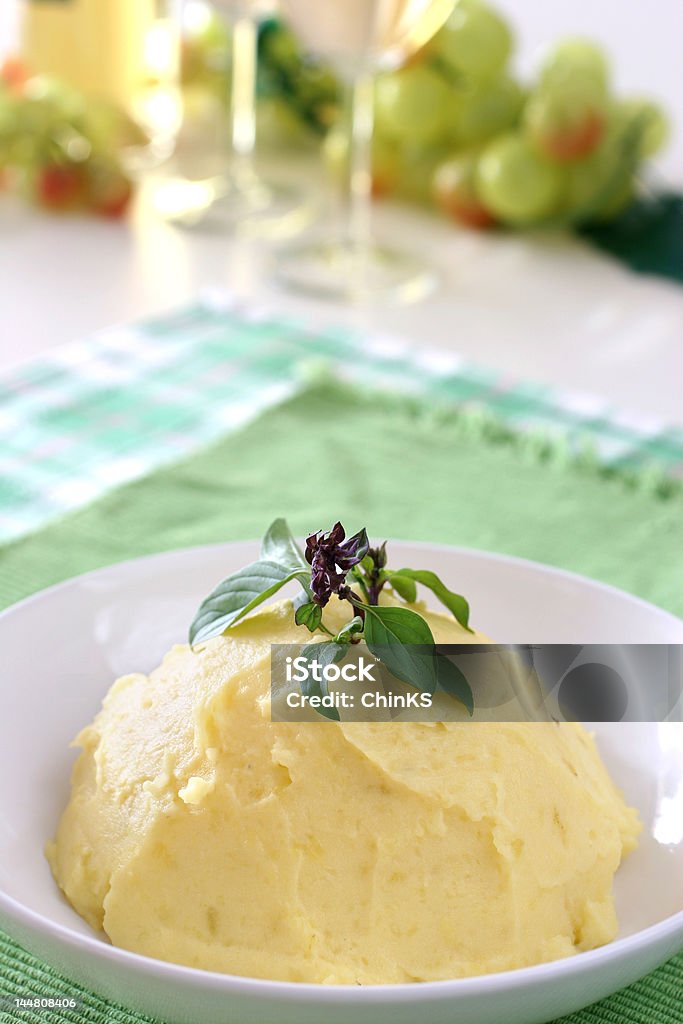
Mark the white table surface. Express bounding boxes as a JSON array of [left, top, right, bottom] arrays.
[[1, 0, 682, 425]]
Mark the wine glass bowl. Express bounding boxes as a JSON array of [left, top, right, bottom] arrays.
[[276, 0, 456, 302], [283, 0, 456, 72]]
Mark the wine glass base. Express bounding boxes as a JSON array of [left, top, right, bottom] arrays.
[[153, 174, 311, 239], [275, 238, 439, 304]]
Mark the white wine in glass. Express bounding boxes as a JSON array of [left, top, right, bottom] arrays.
[[278, 0, 455, 301], [284, 0, 455, 71], [163, 0, 308, 233]]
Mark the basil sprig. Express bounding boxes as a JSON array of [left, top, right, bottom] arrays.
[[189, 518, 475, 715]]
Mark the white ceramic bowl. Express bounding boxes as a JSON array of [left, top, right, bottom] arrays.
[[1, 541, 682, 1024]]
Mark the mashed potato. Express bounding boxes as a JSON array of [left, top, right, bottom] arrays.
[[47, 597, 639, 983]]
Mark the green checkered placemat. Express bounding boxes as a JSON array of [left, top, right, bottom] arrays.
[[1, 292, 682, 542]]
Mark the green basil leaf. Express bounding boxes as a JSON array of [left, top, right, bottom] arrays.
[[295, 601, 323, 632], [261, 517, 308, 570], [335, 615, 364, 643], [299, 641, 347, 721], [385, 572, 418, 603], [189, 561, 308, 646], [394, 568, 471, 631], [436, 655, 474, 716], [363, 605, 437, 694]]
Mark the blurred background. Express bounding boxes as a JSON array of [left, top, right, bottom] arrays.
[[0, 1, 681, 379], [0, 0, 682, 451]]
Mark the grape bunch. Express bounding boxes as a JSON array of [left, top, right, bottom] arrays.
[[325, 0, 668, 230], [0, 59, 135, 217]]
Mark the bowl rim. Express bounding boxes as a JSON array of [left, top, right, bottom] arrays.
[[0, 537, 681, 632], [1, 539, 682, 1001]]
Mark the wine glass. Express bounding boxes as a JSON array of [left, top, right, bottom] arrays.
[[277, 0, 455, 301], [160, 0, 309, 234]]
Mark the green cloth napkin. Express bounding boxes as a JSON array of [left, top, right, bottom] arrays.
[[1, 381, 681, 1023], [579, 192, 683, 286]]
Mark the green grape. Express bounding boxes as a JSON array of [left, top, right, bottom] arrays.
[[433, 151, 496, 228], [455, 76, 524, 146], [23, 75, 86, 123], [84, 155, 132, 218], [564, 144, 615, 212], [617, 97, 669, 158], [524, 84, 606, 161], [563, 114, 640, 223], [374, 65, 455, 145], [539, 37, 609, 100], [396, 143, 450, 204], [0, 93, 18, 157], [564, 145, 633, 222], [431, 0, 513, 84], [84, 99, 148, 154], [323, 125, 400, 198], [476, 133, 563, 224], [13, 95, 60, 145]]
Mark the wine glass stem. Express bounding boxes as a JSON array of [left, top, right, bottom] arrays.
[[347, 71, 374, 257], [230, 15, 258, 187]]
